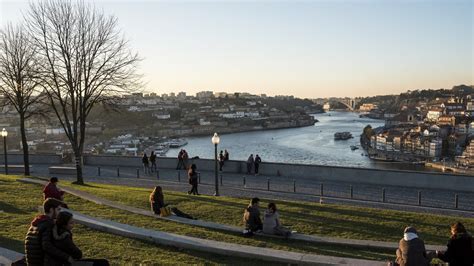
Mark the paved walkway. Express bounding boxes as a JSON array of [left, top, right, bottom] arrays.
[[0, 247, 24, 266], [60, 208, 384, 265], [20, 177, 446, 252]]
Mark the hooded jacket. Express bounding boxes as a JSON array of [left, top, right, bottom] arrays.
[[395, 234, 430, 266], [24, 215, 70, 266]]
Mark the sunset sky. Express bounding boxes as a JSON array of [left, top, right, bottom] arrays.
[[1, 0, 473, 98]]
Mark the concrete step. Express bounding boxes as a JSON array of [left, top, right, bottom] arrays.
[[59, 208, 384, 265], [0, 247, 24, 265]]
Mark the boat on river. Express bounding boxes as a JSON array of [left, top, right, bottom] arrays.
[[334, 132, 353, 140], [350, 145, 359, 151]]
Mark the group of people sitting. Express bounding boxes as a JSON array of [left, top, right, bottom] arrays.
[[19, 177, 109, 266], [24, 198, 109, 266], [242, 197, 292, 238], [394, 223, 474, 266]]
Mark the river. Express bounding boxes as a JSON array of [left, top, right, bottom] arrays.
[[166, 111, 432, 171]]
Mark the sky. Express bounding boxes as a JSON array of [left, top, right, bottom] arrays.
[[1, 0, 473, 98]]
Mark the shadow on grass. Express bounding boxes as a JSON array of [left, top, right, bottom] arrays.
[[0, 235, 24, 253], [0, 201, 28, 214]]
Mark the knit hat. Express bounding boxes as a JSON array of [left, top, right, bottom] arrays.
[[404, 226, 417, 234]]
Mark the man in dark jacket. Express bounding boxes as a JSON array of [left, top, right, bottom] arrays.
[[254, 155, 262, 175], [243, 197, 263, 236], [25, 198, 71, 266], [437, 222, 474, 266], [395, 226, 431, 266]]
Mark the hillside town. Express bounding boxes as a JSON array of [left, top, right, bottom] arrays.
[[0, 91, 321, 155], [359, 85, 474, 172]]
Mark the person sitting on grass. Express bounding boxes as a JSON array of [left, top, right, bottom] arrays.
[[243, 197, 263, 236], [48, 211, 109, 266], [43, 177, 65, 201], [436, 222, 474, 266], [25, 198, 70, 265], [394, 226, 432, 266], [149, 186, 195, 219], [263, 203, 291, 238]]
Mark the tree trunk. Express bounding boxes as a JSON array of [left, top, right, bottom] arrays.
[[19, 114, 30, 176], [74, 150, 84, 184]]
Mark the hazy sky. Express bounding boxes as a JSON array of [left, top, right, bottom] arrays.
[[1, 0, 473, 98]]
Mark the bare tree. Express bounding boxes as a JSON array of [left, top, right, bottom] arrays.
[[26, 0, 140, 184], [0, 23, 43, 176]]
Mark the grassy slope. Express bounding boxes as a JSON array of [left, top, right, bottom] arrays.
[[0, 175, 275, 265], [58, 179, 474, 245]]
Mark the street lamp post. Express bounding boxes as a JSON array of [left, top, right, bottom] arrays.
[[211, 132, 220, 196], [1, 128, 8, 175]]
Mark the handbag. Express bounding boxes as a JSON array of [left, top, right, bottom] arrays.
[[159, 206, 171, 217]]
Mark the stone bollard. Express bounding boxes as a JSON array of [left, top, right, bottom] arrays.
[[320, 183, 324, 197], [418, 191, 421, 206], [136, 168, 140, 179], [382, 188, 386, 203], [455, 194, 459, 209], [117, 167, 120, 177], [293, 180, 296, 193], [267, 178, 270, 191], [350, 185, 353, 199], [243, 176, 246, 187], [98, 167, 101, 176]]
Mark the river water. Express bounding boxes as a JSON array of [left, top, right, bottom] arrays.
[[166, 111, 431, 171]]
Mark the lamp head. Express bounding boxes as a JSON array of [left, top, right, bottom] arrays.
[[1, 128, 7, 137], [211, 132, 220, 145]]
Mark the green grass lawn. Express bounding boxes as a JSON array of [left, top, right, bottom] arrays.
[[56, 177, 474, 246], [4, 175, 471, 264]]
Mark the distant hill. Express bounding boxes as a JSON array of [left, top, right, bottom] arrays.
[[357, 84, 474, 111]]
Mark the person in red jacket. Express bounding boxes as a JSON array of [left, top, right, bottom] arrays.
[[43, 177, 65, 201]]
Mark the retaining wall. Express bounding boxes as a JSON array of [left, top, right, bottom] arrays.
[[83, 155, 474, 193], [0, 153, 63, 165]]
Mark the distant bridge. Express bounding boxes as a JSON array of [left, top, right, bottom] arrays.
[[323, 98, 359, 111]]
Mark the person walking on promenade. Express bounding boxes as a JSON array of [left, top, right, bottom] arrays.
[[188, 164, 199, 195], [246, 154, 254, 174], [176, 149, 184, 170], [263, 203, 292, 238], [43, 177, 65, 201], [395, 226, 432, 266], [149, 186, 195, 219], [243, 197, 263, 236], [48, 211, 109, 266], [254, 154, 262, 175], [224, 149, 229, 161], [182, 149, 189, 169], [25, 198, 69, 265], [436, 222, 474, 266], [219, 150, 225, 171], [149, 151, 157, 173], [142, 152, 150, 174]]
